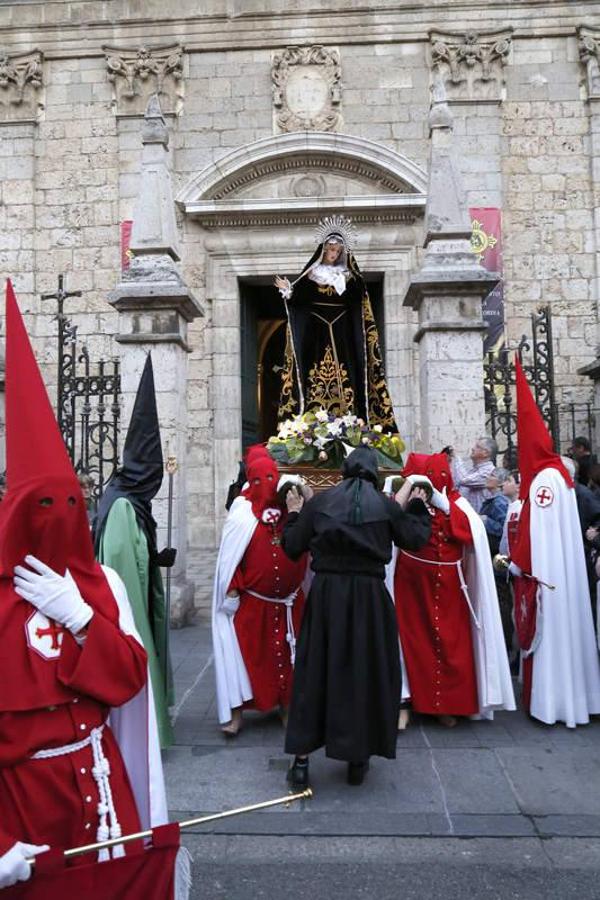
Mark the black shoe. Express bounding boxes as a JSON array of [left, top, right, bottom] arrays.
[[287, 757, 309, 789], [347, 760, 369, 786]]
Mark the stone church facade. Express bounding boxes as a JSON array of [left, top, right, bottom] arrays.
[[1, 0, 600, 611]]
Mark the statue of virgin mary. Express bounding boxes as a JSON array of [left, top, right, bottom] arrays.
[[274, 216, 397, 431]]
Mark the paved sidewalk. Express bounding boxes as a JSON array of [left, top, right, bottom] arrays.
[[164, 621, 600, 899]]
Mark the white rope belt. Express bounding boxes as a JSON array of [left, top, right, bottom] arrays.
[[31, 723, 124, 861], [246, 587, 300, 665], [400, 550, 481, 629]]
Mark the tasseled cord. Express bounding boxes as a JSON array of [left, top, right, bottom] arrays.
[[175, 846, 193, 900]]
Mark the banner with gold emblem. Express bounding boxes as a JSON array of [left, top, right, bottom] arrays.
[[470, 208, 504, 354], [120, 220, 133, 272]]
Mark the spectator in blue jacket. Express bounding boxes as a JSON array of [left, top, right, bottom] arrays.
[[480, 467, 510, 557]]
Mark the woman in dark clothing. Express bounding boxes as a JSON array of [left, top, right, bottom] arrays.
[[281, 447, 431, 787]]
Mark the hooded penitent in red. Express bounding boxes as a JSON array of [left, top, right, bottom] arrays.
[[0, 281, 146, 860], [401, 451, 461, 501], [394, 451, 479, 717], [0, 280, 145, 711], [221, 445, 307, 716], [242, 452, 279, 519]]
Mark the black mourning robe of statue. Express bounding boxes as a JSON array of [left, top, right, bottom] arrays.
[[278, 244, 398, 430], [282, 448, 431, 762]]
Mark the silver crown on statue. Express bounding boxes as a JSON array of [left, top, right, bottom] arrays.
[[315, 215, 357, 252]]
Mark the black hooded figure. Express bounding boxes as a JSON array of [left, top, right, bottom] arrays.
[[275, 219, 397, 430], [93, 353, 174, 748], [281, 446, 431, 786]]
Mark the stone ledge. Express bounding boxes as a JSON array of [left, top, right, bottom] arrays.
[[115, 332, 191, 351], [578, 358, 600, 380], [404, 271, 499, 311], [110, 281, 204, 322], [413, 319, 487, 343]]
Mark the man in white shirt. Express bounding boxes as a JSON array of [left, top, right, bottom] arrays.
[[451, 436, 498, 514]]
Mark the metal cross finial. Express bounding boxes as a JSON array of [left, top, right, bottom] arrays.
[[41, 274, 82, 319]]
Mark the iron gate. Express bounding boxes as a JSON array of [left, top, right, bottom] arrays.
[[42, 275, 121, 497], [484, 306, 558, 462]]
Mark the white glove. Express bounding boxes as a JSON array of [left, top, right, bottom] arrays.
[[0, 841, 49, 889], [222, 595, 240, 617], [429, 486, 450, 515], [508, 561, 523, 578], [14, 556, 93, 635]]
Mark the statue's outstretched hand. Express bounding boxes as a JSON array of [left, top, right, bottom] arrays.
[[274, 275, 292, 298]]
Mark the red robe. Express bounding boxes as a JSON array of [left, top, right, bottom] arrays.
[[394, 502, 479, 716], [0, 611, 147, 860], [230, 518, 306, 711]]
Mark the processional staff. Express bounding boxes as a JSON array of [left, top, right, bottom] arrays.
[[164, 453, 178, 692], [27, 790, 312, 864]]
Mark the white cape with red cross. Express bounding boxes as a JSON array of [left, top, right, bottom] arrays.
[[527, 467, 600, 727]]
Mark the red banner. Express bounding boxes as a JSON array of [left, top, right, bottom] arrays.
[[4, 824, 180, 900], [470, 208, 504, 354], [120, 220, 133, 271]]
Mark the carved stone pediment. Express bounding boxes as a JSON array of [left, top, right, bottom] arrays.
[[578, 26, 600, 100], [176, 133, 427, 228], [103, 44, 184, 116], [429, 29, 512, 103], [0, 50, 43, 123], [272, 45, 341, 133]]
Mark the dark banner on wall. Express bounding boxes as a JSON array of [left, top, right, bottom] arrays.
[[469, 208, 504, 354]]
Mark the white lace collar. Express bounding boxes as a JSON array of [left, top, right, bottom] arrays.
[[307, 263, 348, 296]]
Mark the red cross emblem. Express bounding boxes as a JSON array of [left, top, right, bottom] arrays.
[[534, 486, 554, 508], [262, 507, 281, 525], [25, 611, 65, 660]]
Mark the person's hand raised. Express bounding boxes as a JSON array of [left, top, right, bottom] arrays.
[[286, 485, 304, 514], [409, 486, 429, 504]]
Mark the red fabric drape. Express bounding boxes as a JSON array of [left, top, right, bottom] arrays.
[[3, 824, 180, 900]]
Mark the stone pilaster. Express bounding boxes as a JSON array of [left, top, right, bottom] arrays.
[[578, 27, 600, 342], [110, 95, 204, 626], [404, 79, 498, 452], [576, 27, 600, 443]]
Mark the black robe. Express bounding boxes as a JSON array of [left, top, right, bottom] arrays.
[[282, 463, 431, 762]]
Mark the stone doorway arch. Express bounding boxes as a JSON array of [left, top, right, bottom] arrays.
[[176, 131, 428, 540]]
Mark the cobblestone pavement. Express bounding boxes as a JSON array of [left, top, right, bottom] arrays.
[[165, 621, 600, 899]]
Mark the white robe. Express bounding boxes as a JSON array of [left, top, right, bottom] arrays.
[[528, 468, 600, 727], [211, 497, 256, 724], [103, 565, 168, 829], [456, 498, 516, 717]]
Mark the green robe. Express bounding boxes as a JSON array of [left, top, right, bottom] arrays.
[[97, 496, 174, 748]]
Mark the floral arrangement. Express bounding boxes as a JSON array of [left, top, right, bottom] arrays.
[[267, 409, 405, 470]]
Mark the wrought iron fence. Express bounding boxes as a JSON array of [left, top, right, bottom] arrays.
[[556, 401, 597, 451], [42, 275, 121, 498], [484, 306, 558, 462]]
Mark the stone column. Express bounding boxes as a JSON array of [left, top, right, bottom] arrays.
[[404, 81, 498, 452], [110, 96, 204, 626]]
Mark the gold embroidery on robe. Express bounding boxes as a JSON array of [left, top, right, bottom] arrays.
[[306, 345, 354, 416], [316, 284, 337, 296], [278, 325, 298, 419], [362, 295, 396, 429]]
